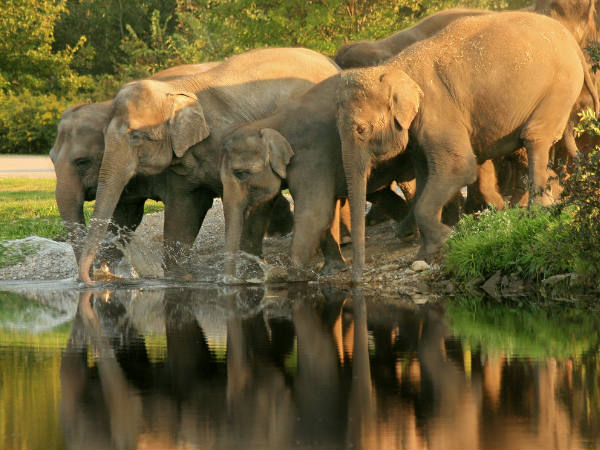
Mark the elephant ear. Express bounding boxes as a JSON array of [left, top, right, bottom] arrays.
[[260, 128, 294, 179], [167, 92, 210, 158], [380, 71, 423, 131]]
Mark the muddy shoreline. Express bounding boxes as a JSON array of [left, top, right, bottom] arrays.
[[0, 200, 450, 301]]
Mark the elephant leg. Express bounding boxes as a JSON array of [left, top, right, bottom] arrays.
[[267, 192, 294, 237], [415, 137, 477, 260], [505, 148, 530, 207], [366, 185, 411, 225], [240, 200, 275, 257], [441, 190, 464, 227], [319, 199, 347, 276], [396, 172, 420, 239], [478, 159, 505, 210], [163, 181, 214, 271], [96, 199, 146, 266], [339, 198, 351, 243], [524, 138, 553, 206], [464, 159, 503, 214], [290, 190, 340, 274]]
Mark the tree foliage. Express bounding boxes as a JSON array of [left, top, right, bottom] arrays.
[[0, 0, 531, 154]]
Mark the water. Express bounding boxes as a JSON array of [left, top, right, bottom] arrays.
[[1, 282, 599, 449]]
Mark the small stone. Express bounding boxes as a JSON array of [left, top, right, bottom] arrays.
[[411, 260, 430, 272]]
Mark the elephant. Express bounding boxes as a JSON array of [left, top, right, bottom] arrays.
[[335, 0, 599, 216], [76, 47, 340, 284], [220, 74, 461, 279], [50, 63, 221, 264], [334, 8, 492, 69], [336, 12, 589, 281]]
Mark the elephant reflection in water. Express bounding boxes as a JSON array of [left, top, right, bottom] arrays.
[[221, 287, 296, 448], [60, 291, 144, 449], [60, 289, 227, 449]]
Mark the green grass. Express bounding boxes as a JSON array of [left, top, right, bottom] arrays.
[[444, 205, 575, 282], [0, 178, 163, 263], [447, 298, 600, 359]]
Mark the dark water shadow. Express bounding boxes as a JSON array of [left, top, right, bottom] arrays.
[[1, 284, 599, 449]]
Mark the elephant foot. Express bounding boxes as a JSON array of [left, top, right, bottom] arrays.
[[396, 220, 418, 240], [287, 266, 317, 282], [319, 259, 347, 276]]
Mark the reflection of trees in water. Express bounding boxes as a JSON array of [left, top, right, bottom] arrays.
[[58, 287, 600, 449]]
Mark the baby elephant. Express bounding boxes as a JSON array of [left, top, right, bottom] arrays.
[[220, 75, 415, 279]]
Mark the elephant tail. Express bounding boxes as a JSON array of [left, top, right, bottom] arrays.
[[579, 45, 600, 115]]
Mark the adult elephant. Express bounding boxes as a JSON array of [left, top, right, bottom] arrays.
[[50, 63, 220, 263], [336, 12, 588, 281], [77, 47, 340, 284], [336, 0, 598, 216]]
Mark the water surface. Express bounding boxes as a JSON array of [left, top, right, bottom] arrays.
[[1, 282, 599, 449]]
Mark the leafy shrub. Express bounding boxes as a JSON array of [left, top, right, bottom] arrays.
[[0, 90, 85, 154], [445, 206, 574, 282], [563, 108, 600, 277]]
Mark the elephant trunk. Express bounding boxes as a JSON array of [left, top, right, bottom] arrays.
[[343, 139, 369, 283], [78, 160, 134, 284], [222, 176, 247, 280], [54, 163, 86, 262]]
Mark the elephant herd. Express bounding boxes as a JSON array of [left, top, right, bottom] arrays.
[[49, 0, 600, 284]]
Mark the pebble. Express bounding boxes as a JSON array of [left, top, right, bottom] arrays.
[[411, 260, 430, 272]]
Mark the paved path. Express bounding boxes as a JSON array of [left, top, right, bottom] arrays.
[[0, 155, 54, 178]]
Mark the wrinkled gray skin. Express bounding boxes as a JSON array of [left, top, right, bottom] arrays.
[[337, 12, 586, 282], [220, 75, 417, 279], [50, 63, 220, 264], [77, 47, 339, 284], [335, 8, 491, 69]]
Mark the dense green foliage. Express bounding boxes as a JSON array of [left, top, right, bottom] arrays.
[[0, 0, 529, 155], [445, 206, 575, 282], [566, 109, 600, 276]]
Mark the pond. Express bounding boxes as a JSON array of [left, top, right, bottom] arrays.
[[0, 281, 599, 449]]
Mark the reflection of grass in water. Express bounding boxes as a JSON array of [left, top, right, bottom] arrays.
[[447, 299, 600, 359], [0, 292, 67, 329], [0, 322, 70, 450]]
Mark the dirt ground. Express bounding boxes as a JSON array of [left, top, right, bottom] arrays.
[[0, 195, 450, 301]]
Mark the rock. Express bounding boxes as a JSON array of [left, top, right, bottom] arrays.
[[542, 273, 573, 286], [411, 260, 430, 272], [481, 270, 502, 300]]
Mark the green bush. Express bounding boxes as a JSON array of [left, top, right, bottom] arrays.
[[445, 206, 575, 282], [564, 108, 600, 277], [0, 91, 85, 154]]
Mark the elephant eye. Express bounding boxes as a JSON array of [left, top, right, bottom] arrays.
[[74, 158, 92, 172], [233, 169, 251, 181], [130, 130, 153, 144], [354, 122, 371, 139]]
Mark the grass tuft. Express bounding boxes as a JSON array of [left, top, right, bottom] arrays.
[[445, 205, 575, 282]]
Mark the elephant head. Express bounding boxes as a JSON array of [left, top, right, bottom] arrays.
[[50, 102, 110, 262], [335, 41, 392, 69], [336, 66, 423, 282], [220, 127, 294, 278], [77, 79, 211, 284], [534, 0, 596, 44]]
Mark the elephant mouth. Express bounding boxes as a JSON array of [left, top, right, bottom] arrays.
[[84, 187, 97, 202]]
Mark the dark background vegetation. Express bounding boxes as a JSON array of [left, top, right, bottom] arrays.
[[0, 0, 530, 155]]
